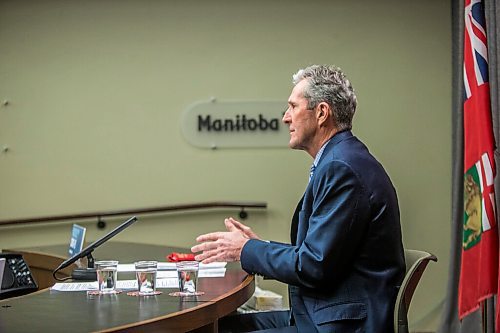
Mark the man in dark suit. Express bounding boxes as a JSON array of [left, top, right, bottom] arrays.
[[191, 65, 405, 333]]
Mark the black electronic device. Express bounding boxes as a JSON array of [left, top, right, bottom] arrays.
[[52, 216, 138, 281], [0, 253, 38, 300]]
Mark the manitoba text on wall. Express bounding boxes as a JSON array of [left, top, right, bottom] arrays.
[[181, 99, 289, 149]]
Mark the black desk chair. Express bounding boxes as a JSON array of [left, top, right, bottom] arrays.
[[394, 249, 438, 333]]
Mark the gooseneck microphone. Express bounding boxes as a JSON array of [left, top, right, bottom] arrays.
[[52, 216, 138, 281]]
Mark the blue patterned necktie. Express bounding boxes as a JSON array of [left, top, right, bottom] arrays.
[[309, 164, 316, 182]]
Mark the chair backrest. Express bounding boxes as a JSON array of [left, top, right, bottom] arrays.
[[394, 249, 437, 333]]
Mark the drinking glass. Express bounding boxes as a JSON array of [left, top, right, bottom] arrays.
[[95, 260, 119, 294], [135, 261, 158, 296], [170, 261, 203, 296]]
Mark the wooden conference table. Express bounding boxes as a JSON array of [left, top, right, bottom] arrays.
[[0, 242, 255, 333]]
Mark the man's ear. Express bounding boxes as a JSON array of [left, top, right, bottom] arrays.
[[316, 102, 331, 126]]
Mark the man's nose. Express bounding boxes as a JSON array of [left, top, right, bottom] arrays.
[[282, 109, 291, 123]]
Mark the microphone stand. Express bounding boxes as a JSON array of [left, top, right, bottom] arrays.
[[71, 252, 97, 281]]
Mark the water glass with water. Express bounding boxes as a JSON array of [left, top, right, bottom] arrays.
[[135, 261, 158, 296], [95, 260, 119, 294], [176, 261, 200, 296]]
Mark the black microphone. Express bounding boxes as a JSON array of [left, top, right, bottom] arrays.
[[53, 216, 138, 281]]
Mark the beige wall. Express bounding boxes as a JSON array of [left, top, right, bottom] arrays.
[[0, 1, 451, 331]]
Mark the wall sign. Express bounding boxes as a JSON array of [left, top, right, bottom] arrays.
[[181, 99, 289, 148]]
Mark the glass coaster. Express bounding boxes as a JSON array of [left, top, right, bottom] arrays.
[[126, 291, 162, 296], [87, 289, 122, 296], [168, 291, 205, 297]]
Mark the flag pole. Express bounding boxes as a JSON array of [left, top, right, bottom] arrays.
[[482, 300, 487, 333]]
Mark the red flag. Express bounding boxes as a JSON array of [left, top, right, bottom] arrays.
[[459, 0, 499, 324]]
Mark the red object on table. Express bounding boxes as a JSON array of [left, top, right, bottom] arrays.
[[167, 252, 196, 262]]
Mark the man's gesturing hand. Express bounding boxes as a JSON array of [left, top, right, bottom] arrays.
[[224, 217, 259, 240], [191, 218, 259, 264]]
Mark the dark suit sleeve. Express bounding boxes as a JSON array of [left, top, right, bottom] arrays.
[[241, 160, 370, 289]]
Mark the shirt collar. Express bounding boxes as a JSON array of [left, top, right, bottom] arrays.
[[313, 130, 352, 167], [313, 138, 331, 168]]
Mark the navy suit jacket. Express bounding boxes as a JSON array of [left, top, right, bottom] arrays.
[[241, 131, 405, 333]]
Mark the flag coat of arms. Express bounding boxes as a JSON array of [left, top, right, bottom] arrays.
[[458, 0, 498, 319]]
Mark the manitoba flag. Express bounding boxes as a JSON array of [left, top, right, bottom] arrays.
[[458, 0, 499, 321]]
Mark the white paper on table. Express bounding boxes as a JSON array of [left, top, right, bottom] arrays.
[[51, 278, 180, 291], [51, 281, 98, 291], [163, 262, 226, 270], [117, 262, 226, 272], [50, 269, 225, 292], [199, 268, 226, 277], [118, 262, 227, 272], [157, 268, 226, 278], [118, 263, 226, 278]]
